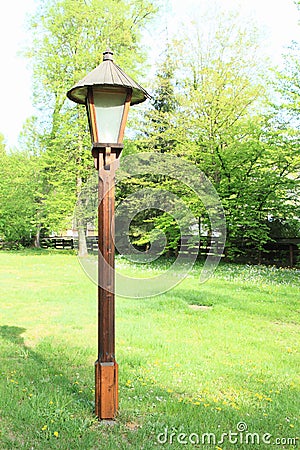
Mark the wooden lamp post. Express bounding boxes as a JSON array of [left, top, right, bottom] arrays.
[[67, 48, 149, 419]]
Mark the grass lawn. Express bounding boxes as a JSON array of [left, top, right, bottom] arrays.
[[0, 250, 299, 449]]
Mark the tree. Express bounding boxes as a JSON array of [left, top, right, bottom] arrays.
[[132, 11, 300, 259], [115, 48, 182, 252], [25, 0, 156, 253], [0, 134, 40, 246], [266, 40, 300, 239], [143, 47, 179, 152], [179, 31, 299, 256], [272, 40, 300, 127]]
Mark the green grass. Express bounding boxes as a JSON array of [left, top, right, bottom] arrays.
[[0, 250, 299, 449]]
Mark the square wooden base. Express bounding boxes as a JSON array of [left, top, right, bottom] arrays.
[[95, 361, 118, 419]]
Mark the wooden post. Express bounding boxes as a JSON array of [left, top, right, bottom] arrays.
[[94, 146, 118, 419], [289, 244, 294, 268]]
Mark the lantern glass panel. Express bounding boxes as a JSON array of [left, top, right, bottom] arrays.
[[93, 89, 127, 143]]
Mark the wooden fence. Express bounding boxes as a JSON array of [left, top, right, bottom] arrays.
[[39, 236, 299, 267], [40, 237, 75, 250]]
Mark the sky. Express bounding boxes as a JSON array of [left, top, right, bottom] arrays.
[[0, 0, 299, 149]]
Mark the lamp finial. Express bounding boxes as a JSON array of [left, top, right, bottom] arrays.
[[103, 47, 113, 61]]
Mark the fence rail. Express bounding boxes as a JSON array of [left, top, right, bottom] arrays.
[[40, 237, 75, 250], [38, 236, 299, 267]]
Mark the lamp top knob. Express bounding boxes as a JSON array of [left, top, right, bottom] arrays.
[[103, 47, 114, 61]]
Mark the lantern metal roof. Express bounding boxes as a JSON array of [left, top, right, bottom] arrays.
[[67, 48, 150, 106]]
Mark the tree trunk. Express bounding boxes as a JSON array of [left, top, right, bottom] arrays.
[[76, 107, 88, 257], [78, 225, 88, 257], [76, 171, 89, 256], [34, 225, 41, 248]]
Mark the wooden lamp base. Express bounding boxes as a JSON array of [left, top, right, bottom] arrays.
[[95, 360, 118, 419]]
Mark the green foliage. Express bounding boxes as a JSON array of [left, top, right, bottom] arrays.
[[0, 137, 41, 245], [138, 48, 179, 153], [133, 13, 300, 257], [1, 2, 299, 258], [273, 41, 300, 126], [21, 0, 157, 241]]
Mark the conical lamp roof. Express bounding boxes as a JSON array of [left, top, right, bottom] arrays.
[[67, 48, 150, 105]]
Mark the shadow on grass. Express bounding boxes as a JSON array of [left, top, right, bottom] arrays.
[[0, 247, 76, 256], [0, 325, 27, 345], [0, 326, 95, 413], [0, 324, 93, 398]]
